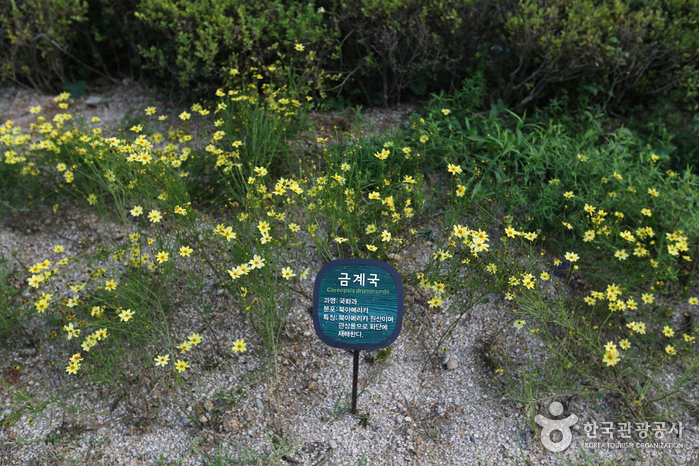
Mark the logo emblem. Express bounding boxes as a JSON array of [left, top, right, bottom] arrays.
[[535, 401, 578, 452]]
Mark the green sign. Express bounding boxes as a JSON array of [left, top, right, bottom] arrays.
[[313, 259, 403, 350]]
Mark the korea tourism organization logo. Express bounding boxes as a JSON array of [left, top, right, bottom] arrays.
[[535, 402, 578, 452], [535, 402, 687, 453]]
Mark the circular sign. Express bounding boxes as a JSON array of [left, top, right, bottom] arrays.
[[312, 259, 403, 350]]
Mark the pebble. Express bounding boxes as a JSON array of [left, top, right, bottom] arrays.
[[255, 398, 263, 410], [443, 354, 458, 370], [85, 95, 104, 106], [329, 440, 337, 449]]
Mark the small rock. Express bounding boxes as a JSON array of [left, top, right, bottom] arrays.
[[224, 417, 240, 433], [405, 416, 412, 423], [216, 289, 224, 295], [205, 400, 214, 410], [199, 415, 208, 424], [442, 354, 458, 370], [181, 416, 193, 427], [255, 398, 263, 410], [84, 96, 103, 107], [386, 253, 403, 262], [328, 439, 337, 449]]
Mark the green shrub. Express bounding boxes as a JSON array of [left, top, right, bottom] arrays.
[[134, 0, 338, 99], [329, 0, 507, 105], [498, 0, 699, 110], [0, 0, 89, 90]]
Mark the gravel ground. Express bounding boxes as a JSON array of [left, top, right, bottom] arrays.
[[1, 84, 697, 465]]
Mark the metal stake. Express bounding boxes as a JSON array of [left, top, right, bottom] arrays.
[[351, 349, 360, 414]]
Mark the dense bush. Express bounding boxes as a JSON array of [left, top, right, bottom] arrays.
[[497, 0, 699, 110], [1, 0, 699, 111]]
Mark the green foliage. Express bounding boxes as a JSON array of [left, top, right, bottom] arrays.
[[0, 0, 89, 90], [499, 0, 699, 110], [330, 0, 505, 105], [134, 0, 337, 98], [0, 255, 23, 340]]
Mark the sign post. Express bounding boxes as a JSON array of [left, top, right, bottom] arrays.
[[312, 259, 403, 414]]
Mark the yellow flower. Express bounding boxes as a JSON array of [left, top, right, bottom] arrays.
[[447, 164, 463, 175], [257, 221, 270, 234], [619, 231, 635, 242], [63, 322, 80, 340], [641, 293, 654, 304], [427, 296, 443, 308], [380, 230, 391, 242], [178, 341, 192, 352], [619, 339, 631, 350], [65, 362, 80, 375], [665, 345, 676, 355], [118, 309, 134, 322], [563, 191, 574, 199], [683, 334, 695, 342], [513, 319, 525, 329], [148, 210, 162, 223], [179, 111, 191, 121], [179, 246, 193, 257], [294, 43, 304, 51], [648, 188, 659, 197], [105, 280, 117, 291], [281, 267, 296, 280], [335, 237, 348, 244], [367, 244, 378, 252], [254, 166, 268, 177], [232, 339, 247, 353], [130, 206, 143, 217], [53, 245, 64, 253], [156, 251, 169, 264], [641, 208, 652, 217], [248, 254, 265, 269], [602, 351, 620, 367], [604, 341, 617, 354], [368, 191, 381, 200], [540, 272, 550, 280], [688, 297, 698, 305], [662, 326, 674, 337], [145, 107, 156, 115], [155, 354, 169, 366], [614, 249, 629, 261], [456, 185, 466, 197], [564, 252, 579, 262], [374, 149, 389, 160], [175, 359, 189, 373]]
